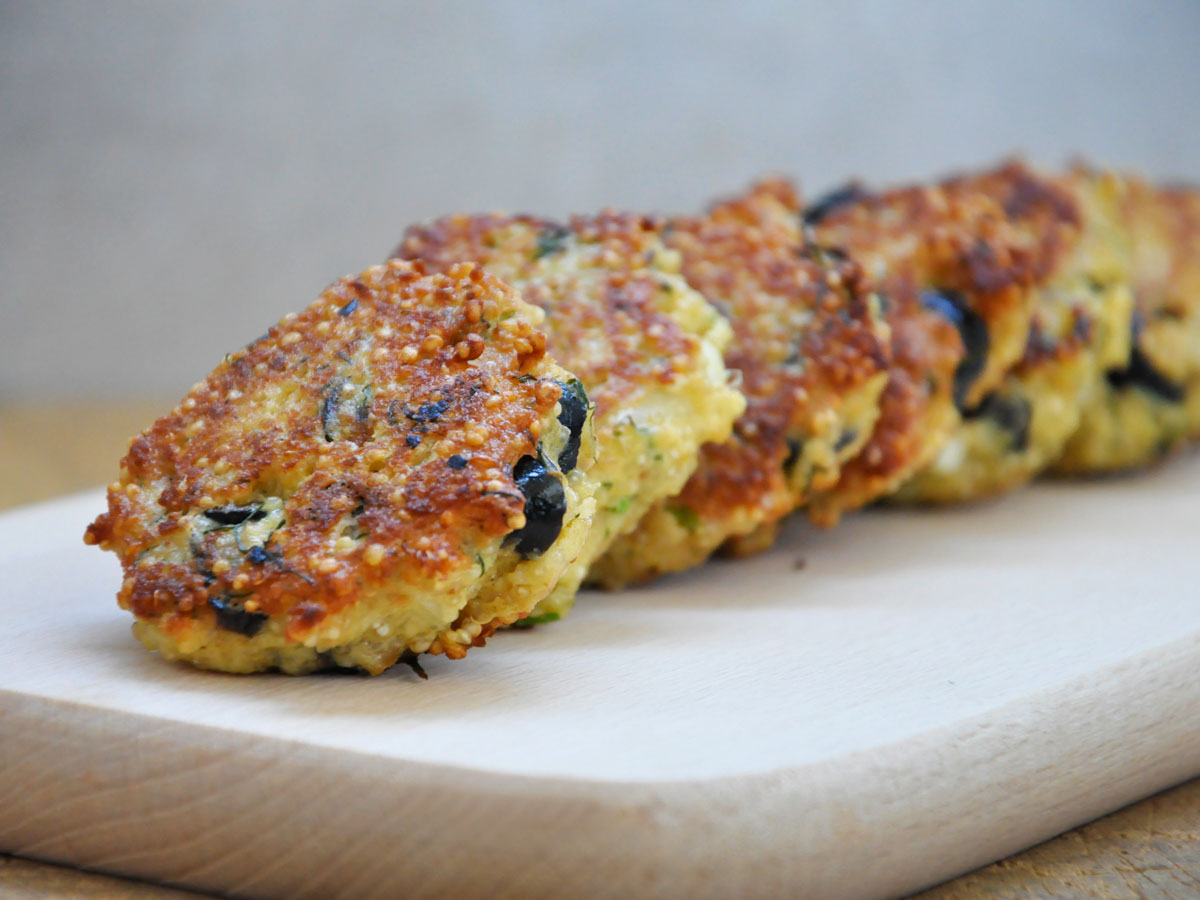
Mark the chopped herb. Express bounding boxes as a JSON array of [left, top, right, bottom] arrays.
[[533, 225, 570, 259], [511, 611, 562, 628], [356, 384, 373, 422], [406, 434, 422, 448], [338, 297, 359, 316], [667, 505, 700, 532], [447, 454, 468, 469], [608, 496, 632, 515]]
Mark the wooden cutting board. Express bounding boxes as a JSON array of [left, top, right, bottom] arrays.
[[1, 455, 1199, 900]]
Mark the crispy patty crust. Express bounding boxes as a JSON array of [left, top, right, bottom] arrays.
[[85, 260, 598, 673]]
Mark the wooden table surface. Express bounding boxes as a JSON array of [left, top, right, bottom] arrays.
[[2, 400, 1197, 899]]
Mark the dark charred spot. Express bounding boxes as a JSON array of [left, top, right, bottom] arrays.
[[406, 434, 422, 448], [506, 454, 566, 558], [802, 183, 866, 225], [399, 651, 429, 680], [404, 398, 450, 424], [202, 505, 265, 527], [209, 595, 268, 637], [533, 224, 570, 259], [447, 454, 468, 470], [338, 297, 359, 316], [1107, 347, 1186, 403], [554, 379, 589, 473], [965, 394, 1031, 453], [1001, 170, 1079, 224], [921, 289, 989, 410]]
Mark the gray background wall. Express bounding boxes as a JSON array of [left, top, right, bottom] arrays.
[[3, 0, 1198, 399]]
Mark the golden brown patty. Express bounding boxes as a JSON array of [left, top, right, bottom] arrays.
[[591, 179, 891, 586], [1055, 176, 1200, 472], [85, 260, 599, 674], [893, 168, 1133, 503], [394, 211, 743, 614], [805, 161, 1082, 523]]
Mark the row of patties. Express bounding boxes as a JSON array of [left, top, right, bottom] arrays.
[[87, 162, 1200, 674]]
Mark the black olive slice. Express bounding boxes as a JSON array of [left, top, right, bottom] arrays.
[[245, 545, 272, 565], [404, 398, 450, 424], [964, 394, 1031, 453], [209, 595, 268, 637], [202, 505, 266, 527], [1106, 346, 1186, 403], [506, 454, 566, 558], [921, 289, 989, 410], [782, 438, 802, 475], [802, 183, 866, 225], [833, 429, 859, 453], [554, 379, 589, 472]]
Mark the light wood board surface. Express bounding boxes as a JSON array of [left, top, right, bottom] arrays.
[[0, 402, 1198, 899]]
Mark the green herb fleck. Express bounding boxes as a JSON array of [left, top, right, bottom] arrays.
[[668, 505, 700, 532], [511, 611, 562, 629], [533, 226, 569, 260]]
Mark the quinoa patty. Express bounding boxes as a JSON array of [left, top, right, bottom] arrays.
[[893, 168, 1133, 502], [394, 212, 743, 616], [85, 260, 598, 674], [591, 179, 891, 585], [1054, 176, 1200, 472], [805, 162, 1082, 523]]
